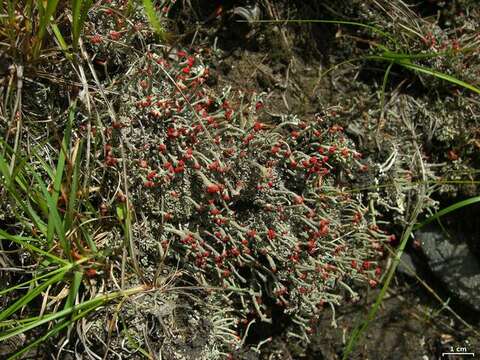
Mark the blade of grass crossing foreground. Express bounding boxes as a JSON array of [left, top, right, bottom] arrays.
[[0, 297, 101, 345], [0, 151, 48, 236], [0, 230, 65, 263], [0, 147, 13, 185], [343, 219, 416, 359], [47, 105, 73, 247], [283, 19, 480, 96], [64, 271, 83, 311], [380, 61, 394, 119], [33, 169, 70, 258], [1, 1, 18, 46], [343, 196, 480, 358], [247, 19, 396, 46], [72, 0, 93, 50], [0, 316, 43, 329], [11, 160, 50, 228], [79, 221, 97, 253], [64, 139, 82, 232], [0, 266, 68, 296], [414, 195, 480, 230], [363, 54, 480, 95], [397, 60, 480, 95], [51, 22, 72, 60], [0, 267, 70, 322], [63, 271, 84, 333], [33, 0, 60, 58], [5, 0, 16, 20], [0, 285, 146, 343], [142, 0, 167, 40], [7, 305, 98, 360]]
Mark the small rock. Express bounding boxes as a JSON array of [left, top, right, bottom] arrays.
[[416, 226, 480, 312]]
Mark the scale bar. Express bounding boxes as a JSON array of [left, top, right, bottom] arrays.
[[441, 353, 475, 357]]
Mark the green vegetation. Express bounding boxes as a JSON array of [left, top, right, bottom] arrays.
[[0, 103, 148, 359]]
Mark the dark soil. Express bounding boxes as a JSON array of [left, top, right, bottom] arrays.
[[305, 280, 479, 360]]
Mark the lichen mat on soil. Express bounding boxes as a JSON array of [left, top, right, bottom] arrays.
[[0, 0, 479, 359]]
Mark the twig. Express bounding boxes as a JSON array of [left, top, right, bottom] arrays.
[[9, 64, 23, 174]]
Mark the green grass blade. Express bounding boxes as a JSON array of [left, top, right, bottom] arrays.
[[65, 140, 82, 231], [343, 219, 416, 359], [32, 170, 70, 258], [47, 106, 73, 247], [33, 0, 60, 57], [0, 266, 68, 296], [363, 54, 480, 95], [0, 229, 67, 264], [380, 61, 393, 117], [51, 22, 72, 60], [381, 47, 478, 60], [0, 148, 13, 184], [7, 305, 98, 360], [11, 161, 49, 236], [0, 151, 48, 236], [72, 0, 93, 50], [315, 56, 369, 86], [24, 200, 48, 236], [344, 194, 480, 357], [142, 0, 167, 40], [79, 218, 97, 253], [0, 298, 100, 344], [5, 0, 16, 20], [396, 59, 480, 95], [414, 196, 480, 230], [0, 316, 43, 329], [72, 0, 83, 42], [64, 271, 83, 311], [0, 285, 145, 343], [39, 0, 61, 37], [62, 270, 84, 340], [31, 151, 55, 181], [7, 320, 70, 359], [0, 267, 69, 322], [43, 104, 74, 248], [247, 19, 396, 45]]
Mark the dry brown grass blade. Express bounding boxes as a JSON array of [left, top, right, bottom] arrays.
[[8, 64, 23, 174], [77, 39, 143, 285]]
